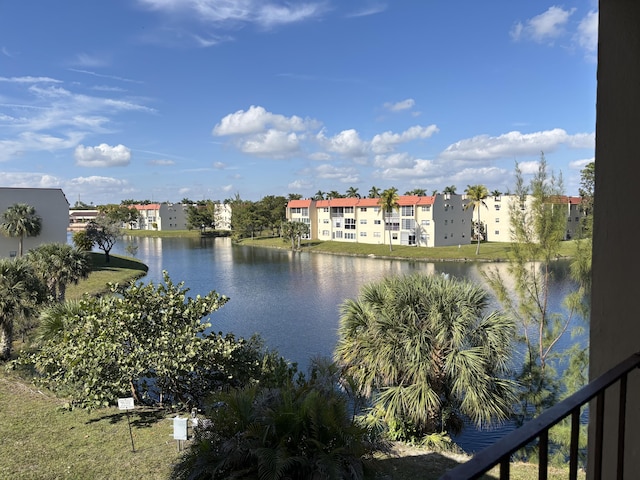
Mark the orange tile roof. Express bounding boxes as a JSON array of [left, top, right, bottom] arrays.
[[287, 199, 313, 208], [132, 204, 161, 210]]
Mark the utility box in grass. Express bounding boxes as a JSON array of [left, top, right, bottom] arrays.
[[173, 416, 188, 440]]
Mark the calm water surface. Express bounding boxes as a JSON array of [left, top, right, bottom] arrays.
[[109, 236, 582, 453]]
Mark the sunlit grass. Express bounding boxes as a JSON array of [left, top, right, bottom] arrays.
[[237, 236, 584, 262], [65, 252, 148, 300]]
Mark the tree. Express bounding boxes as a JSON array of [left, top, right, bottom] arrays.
[[405, 188, 427, 196], [483, 155, 577, 421], [335, 274, 516, 440], [313, 190, 326, 200], [26, 243, 90, 302], [368, 186, 381, 198], [345, 186, 361, 198], [443, 185, 457, 195], [490, 189, 503, 197], [281, 221, 310, 250], [378, 187, 399, 252], [21, 272, 270, 409], [0, 258, 46, 360], [72, 230, 94, 251], [464, 184, 489, 255], [1, 203, 42, 257], [287, 193, 302, 201], [327, 190, 343, 199], [172, 359, 372, 480], [85, 216, 121, 263], [98, 204, 139, 229]]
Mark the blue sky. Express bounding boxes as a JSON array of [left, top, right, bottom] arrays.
[[0, 1, 597, 205]]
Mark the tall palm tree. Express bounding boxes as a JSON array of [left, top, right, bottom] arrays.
[[405, 188, 427, 196], [378, 187, 399, 252], [368, 186, 381, 198], [345, 186, 361, 198], [465, 184, 489, 255], [313, 190, 325, 200], [1, 203, 42, 257], [27, 243, 90, 302], [490, 189, 502, 197], [443, 185, 457, 195], [0, 258, 46, 360], [327, 190, 343, 199], [335, 273, 516, 438]]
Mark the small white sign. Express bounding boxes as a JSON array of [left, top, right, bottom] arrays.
[[118, 397, 135, 410], [173, 416, 188, 440]]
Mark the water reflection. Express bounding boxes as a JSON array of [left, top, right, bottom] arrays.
[[109, 236, 583, 453]]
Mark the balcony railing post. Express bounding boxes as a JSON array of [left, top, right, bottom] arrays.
[[594, 391, 605, 480], [617, 373, 627, 480], [569, 408, 580, 480]]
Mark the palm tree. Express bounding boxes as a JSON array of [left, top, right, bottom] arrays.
[[313, 190, 325, 200], [368, 186, 381, 198], [465, 184, 489, 255], [327, 190, 343, 199], [443, 185, 457, 195], [345, 186, 361, 198], [1, 203, 42, 257], [378, 187, 399, 252], [0, 258, 46, 360], [405, 188, 427, 196], [491, 189, 503, 197], [335, 273, 516, 438], [27, 243, 90, 302]]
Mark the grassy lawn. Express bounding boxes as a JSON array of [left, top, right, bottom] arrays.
[[65, 252, 149, 300], [237, 236, 582, 262]]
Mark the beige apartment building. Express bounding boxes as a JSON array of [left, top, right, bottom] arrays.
[[0, 187, 69, 258], [287, 194, 473, 247], [482, 195, 585, 242]]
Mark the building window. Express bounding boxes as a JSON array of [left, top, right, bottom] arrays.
[[496, 218, 500, 223], [421, 219, 430, 226], [345, 218, 356, 229], [374, 220, 381, 225], [344, 207, 354, 213], [575, 216, 579, 222], [374, 207, 380, 213], [495, 204, 501, 210], [401, 206, 414, 216], [345, 232, 356, 240], [373, 232, 381, 237], [392, 233, 398, 240], [301, 207, 309, 216], [291, 207, 301, 214], [360, 219, 367, 225], [359, 207, 366, 212], [402, 219, 415, 230], [568, 217, 572, 222], [360, 231, 367, 237], [323, 207, 329, 213], [444, 220, 448, 225], [323, 219, 329, 224], [495, 230, 500, 235], [335, 221, 341, 228], [334, 231, 343, 239], [421, 205, 431, 212], [385, 221, 400, 231], [322, 230, 330, 236]]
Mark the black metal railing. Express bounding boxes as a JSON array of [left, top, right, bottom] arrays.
[[440, 352, 640, 480]]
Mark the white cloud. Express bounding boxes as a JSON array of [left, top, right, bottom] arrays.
[[511, 6, 575, 44], [345, 4, 387, 18], [74, 53, 109, 68], [373, 152, 415, 169], [138, 0, 324, 28], [576, 10, 598, 54], [148, 159, 175, 165], [315, 164, 359, 183], [518, 161, 540, 175], [213, 161, 227, 169], [0, 132, 85, 161], [240, 130, 301, 157], [288, 179, 312, 190], [371, 124, 438, 154], [440, 128, 594, 161], [383, 98, 415, 112], [213, 105, 316, 136], [569, 157, 594, 169], [308, 151, 331, 161], [221, 184, 234, 192], [74, 143, 131, 167], [0, 76, 62, 84], [0, 171, 63, 188], [319, 129, 368, 158]]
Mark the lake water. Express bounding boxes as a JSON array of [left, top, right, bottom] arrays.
[[108, 235, 583, 453]]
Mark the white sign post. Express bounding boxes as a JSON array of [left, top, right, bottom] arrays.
[[118, 397, 136, 453], [173, 416, 188, 451]]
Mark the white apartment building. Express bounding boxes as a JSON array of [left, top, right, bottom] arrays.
[[0, 187, 69, 258], [132, 203, 189, 231], [287, 194, 473, 248], [214, 203, 232, 231], [482, 195, 586, 242]]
